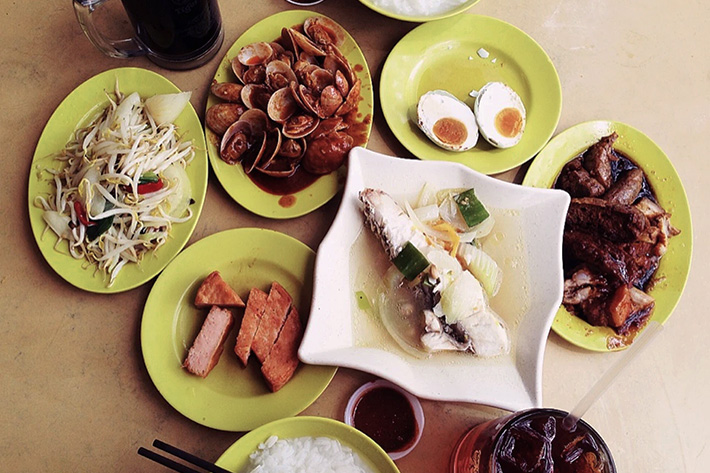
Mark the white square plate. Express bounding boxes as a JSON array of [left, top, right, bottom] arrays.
[[300, 148, 570, 410]]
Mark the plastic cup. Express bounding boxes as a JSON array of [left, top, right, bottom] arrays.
[[450, 408, 616, 473]]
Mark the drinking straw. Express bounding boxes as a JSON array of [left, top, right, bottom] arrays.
[[562, 320, 664, 430]]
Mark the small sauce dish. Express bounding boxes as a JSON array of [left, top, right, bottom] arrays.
[[344, 379, 425, 460]]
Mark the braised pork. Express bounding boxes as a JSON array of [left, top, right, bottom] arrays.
[[555, 133, 679, 336]]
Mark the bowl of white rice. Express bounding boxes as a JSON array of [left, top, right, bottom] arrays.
[[216, 416, 400, 473], [358, 0, 480, 22]]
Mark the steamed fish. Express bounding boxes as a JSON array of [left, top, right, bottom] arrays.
[[359, 187, 510, 357]]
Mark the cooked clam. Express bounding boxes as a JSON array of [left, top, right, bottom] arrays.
[[220, 120, 253, 164], [265, 60, 298, 91], [334, 70, 349, 97], [278, 138, 307, 159], [231, 57, 247, 84], [241, 84, 272, 111], [238, 109, 269, 136], [319, 85, 343, 118], [267, 87, 298, 123], [304, 16, 346, 47], [335, 79, 361, 116], [282, 113, 319, 139], [206, 103, 246, 135], [250, 127, 282, 172], [288, 28, 326, 57], [310, 116, 346, 141], [243, 64, 266, 85], [237, 42, 274, 66], [210, 81, 243, 103]]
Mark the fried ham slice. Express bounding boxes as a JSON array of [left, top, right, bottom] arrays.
[[195, 271, 245, 309], [183, 306, 234, 378]]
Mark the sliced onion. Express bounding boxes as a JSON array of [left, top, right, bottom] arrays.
[[43, 211, 71, 239], [145, 91, 192, 125]]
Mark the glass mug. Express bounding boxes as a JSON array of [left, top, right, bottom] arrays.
[[73, 0, 224, 70], [450, 408, 616, 473]]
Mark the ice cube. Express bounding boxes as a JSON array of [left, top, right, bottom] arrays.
[[496, 423, 554, 473]]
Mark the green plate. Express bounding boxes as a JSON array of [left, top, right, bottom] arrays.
[[141, 228, 337, 431], [523, 121, 693, 351], [358, 0, 480, 22], [380, 14, 561, 175], [206, 10, 374, 219], [216, 416, 399, 473], [27, 67, 208, 293]]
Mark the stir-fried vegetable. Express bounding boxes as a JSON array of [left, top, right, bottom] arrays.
[[34, 83, 194, 286]]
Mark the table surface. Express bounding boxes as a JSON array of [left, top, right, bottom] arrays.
[[1, 0, 708, 471]]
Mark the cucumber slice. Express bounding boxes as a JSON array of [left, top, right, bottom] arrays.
[[392, 241, 430, 281], [455, 188, 489, 228]]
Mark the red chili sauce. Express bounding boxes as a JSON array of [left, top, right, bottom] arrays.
[[352, 386, 417, 453]]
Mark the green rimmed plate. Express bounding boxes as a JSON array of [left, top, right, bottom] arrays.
[[216, 416, 399, 473], [141, 228, 337, 431], [358, 0, 480, 22], [380, 14, 561, 175], [28, 67, 208, 293], [206, 10, 374, 219], [523, 120, 693, 351]]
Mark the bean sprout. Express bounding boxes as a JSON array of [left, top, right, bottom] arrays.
[[35, 83, 194, 286]]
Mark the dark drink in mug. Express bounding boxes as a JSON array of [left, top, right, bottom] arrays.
[[73, 0, 224, 69], [450, 409, 616, 473], [120, 0, 222, 60]]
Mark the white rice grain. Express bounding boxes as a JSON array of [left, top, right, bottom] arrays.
[[244, 436, 374, 473]]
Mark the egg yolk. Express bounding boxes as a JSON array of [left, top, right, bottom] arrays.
[[433, 118, 468, 145], [494, 107, 523, 138]]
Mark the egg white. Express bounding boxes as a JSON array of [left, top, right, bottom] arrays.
[[474, 82, 526, 149], [417, 90, 479, 152]]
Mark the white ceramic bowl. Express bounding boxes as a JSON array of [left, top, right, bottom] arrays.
[[344, 379, 425, 460], [299, 148, 570, 410]]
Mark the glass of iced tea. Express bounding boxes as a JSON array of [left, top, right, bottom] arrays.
[[450, 408, 616, 473]]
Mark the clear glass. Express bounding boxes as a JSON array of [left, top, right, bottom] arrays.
[[450, 408, 616, 473], [73, 0, 224, 70]]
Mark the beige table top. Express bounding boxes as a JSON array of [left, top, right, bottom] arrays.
[[1, 0, 708, 471]]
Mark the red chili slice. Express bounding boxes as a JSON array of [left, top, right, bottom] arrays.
[[137, 180, 164, 194], [73, 201, 96, 227]]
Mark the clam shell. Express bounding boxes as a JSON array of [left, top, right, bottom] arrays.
[[210, 81, 243, 103], [335, 79, 360, 116], [319, 85, 343, 118], [206, 103, 246, 135], [265, 60, 298, 91], [220, 120, 253, 164], [288, 28, 326, 57], [304, 16, 346, 47], [282, 113, 320, 139], [237, 42, 274, 66], [241, 84, 272, 111], [267, 87, 299, 123]]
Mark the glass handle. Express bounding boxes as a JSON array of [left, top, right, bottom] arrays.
[[72, 0, 145, 58]]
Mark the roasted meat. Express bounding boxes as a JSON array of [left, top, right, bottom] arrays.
[[566, 197, 648, 243], [556, 157, 606, 198], [604, 168, 644, 205], [582, 132, 618, 188], [555, 133, 679, 336]]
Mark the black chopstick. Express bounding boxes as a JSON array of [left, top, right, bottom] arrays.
[[137, 439, 232, 473]]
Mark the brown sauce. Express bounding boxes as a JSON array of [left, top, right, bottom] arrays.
[[352, 387, 417, 453], [248, 167, 320, 196]]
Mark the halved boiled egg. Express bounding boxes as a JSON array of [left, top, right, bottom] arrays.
[[417, 90, 479, 152], [474, 82, 526, 149]]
